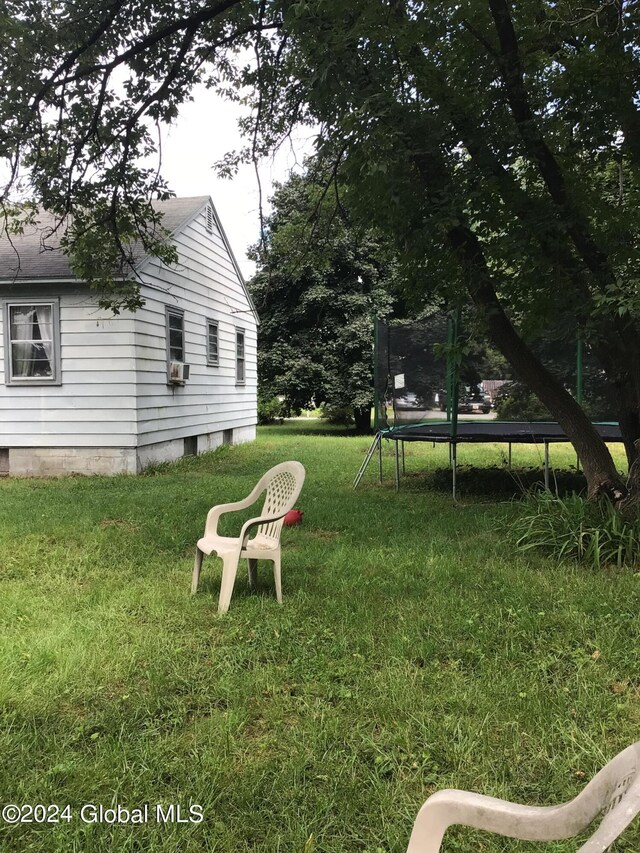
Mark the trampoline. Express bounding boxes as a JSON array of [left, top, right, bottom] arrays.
[[356, 313, 622, 499], [354, 420, 623, 498], [382, 420, 622, 444]]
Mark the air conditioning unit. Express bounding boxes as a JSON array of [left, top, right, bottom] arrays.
[[169, 361, 190, 385]]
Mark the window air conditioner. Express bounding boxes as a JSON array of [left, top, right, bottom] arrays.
[[169, 361, 190, 384]]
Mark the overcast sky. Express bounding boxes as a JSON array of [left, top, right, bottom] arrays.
[[157, 84, 315, 280]]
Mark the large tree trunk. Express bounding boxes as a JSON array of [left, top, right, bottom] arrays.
[[353, 406, 372, 433], [404, 113, 632, 501], [447, 225, 627, 501], [618, 405, 640, 470], [589, 337, 640, 469]]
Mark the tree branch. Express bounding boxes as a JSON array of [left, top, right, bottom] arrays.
[[488, 0, 617, 288]]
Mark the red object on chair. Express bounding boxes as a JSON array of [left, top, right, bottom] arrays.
[[283, 509, 303, 526]]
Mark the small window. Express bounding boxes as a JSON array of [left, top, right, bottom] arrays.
[[207, 320, 219, 366], [166, 308, 185, 362], [206, 205, 214, 233], [4, 300, 60, 385], [236, 330, 245, 384]]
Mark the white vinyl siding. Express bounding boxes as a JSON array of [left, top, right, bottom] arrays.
[[0, 290, 137, 447], [133, 203, 257, 446], [0, 201, 257, 455]]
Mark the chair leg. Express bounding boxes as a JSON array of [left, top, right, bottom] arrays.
[[247, 558, 258, 590], [273, 552, 282, 604], [191, 547, 204, 595], [218, 552, 240, 615]]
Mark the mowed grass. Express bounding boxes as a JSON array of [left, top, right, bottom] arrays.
[[0, 423, 639, 852]]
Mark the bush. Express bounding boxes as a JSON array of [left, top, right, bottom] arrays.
[[493, 380, 617, 423], [257, 395, 284, 425], [494, 381, 551, 421], [320, 405, 354, 426], [511, 489, 640, 570]]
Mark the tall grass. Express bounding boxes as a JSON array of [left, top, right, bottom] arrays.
[[512, 488, 640, 570]]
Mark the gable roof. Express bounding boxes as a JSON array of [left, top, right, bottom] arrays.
[[0, 196, 257, 320]]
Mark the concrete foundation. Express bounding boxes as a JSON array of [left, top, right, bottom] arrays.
[[5, 424, 257, 477], [9, 447, 138, 477]]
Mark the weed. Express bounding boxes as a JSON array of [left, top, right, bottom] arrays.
[[512, 488, 640, 570]]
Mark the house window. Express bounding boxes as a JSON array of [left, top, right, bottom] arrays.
[[166, 308, 185, 362], [236, 330, 245, 384], [4, 300, 60, 385], [207, 320, 219, 366], [206, 205, 214, 233]]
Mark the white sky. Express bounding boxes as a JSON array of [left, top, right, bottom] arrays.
[[157, 84, 315, 280]]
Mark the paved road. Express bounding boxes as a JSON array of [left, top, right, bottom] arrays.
[[394, 408, 497, 422]]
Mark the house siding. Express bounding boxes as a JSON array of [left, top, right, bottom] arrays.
[[0, 197, 257, 476], [134, 204, 257, 452], [0, 288, 137, 457]]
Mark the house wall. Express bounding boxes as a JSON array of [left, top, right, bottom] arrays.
[[132, 203, 258, 461], [0, 287, 138, 475], [0, 202, 258, 477]]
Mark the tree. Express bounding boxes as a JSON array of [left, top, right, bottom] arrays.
[[248, 167, 395, 431], [2, 1, 640, 501]]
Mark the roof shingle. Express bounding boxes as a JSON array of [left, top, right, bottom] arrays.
[[0, 196, 210, 283]]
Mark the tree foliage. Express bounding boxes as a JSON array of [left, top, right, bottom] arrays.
[[2, 0, 640, 498], [0, 0, 258, 309], [248, 167, 395, 428]]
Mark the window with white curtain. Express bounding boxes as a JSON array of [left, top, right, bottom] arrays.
[[4, 301, 60, 384]]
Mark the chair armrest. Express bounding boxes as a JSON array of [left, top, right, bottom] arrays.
[[407, 788, 602, 853], [204, 495, 257, 537], [239, 511, 289, 548]]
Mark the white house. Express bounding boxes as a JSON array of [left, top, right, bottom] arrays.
[[0, 196, 258, 476]]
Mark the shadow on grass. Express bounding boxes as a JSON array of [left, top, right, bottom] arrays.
[[402, 465, 588, 498]]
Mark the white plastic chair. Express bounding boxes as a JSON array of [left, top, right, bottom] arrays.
[[191, 461, 305, 614], [406, 742, 640, 852]]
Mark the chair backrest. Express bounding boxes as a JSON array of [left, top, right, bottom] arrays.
[[256, 461, 305, 543]]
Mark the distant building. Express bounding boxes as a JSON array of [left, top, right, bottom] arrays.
[[481, 379, 508, 404]]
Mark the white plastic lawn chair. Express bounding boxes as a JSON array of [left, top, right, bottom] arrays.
[[191, 461, 305, 614], [406, 742, 640, 852]]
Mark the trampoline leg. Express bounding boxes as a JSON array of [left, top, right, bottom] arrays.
[[353, 432, 381, 489], [544, 441, 550, 490], [508, 442, 512, 469], [378, 436, 383, 484], [576, 451, 581, 473], [394, 440, 400, 491], [401, 440, 406, 475], [452, 442, 458, 502]]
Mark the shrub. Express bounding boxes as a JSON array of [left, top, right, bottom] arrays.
[[494, 380, 616, 423], [511, 489, 640, 570], [257, 395, 284, 425], [494, 381, 551, 421], [320, 404, 354, 426]]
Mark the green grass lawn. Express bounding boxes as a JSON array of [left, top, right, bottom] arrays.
[[0, 423, 638, 852]]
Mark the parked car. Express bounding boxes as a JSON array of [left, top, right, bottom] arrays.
[[438, 384, 492, 414]]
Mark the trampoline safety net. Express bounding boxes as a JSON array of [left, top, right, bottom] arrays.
[[374, 313, 618, 431], [375, 315, 450, 429]]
